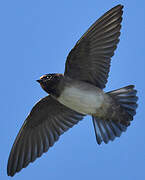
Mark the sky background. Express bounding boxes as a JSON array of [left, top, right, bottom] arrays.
[[1, 0, 145, 179]]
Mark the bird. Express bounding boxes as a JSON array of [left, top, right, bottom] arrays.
[[7, 4, 138, 176]]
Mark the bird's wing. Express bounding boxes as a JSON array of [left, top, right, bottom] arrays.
[[7, 96, 84, 176], [64, 5, 123, 89]]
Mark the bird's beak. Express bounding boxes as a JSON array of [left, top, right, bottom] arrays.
[[36, 79, 42, 83]]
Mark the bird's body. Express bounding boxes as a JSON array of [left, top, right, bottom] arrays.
[[7, 4, 138, 177], [39, 74, 134, 126], [57, 77, 107, 115]]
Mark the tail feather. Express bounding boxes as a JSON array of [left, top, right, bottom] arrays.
[[92, 85, 138, 145], [92, 117, 127, 144], [107, 85, 138, 117]]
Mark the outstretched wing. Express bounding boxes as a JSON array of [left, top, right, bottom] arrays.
[[64, 5, 123, 89], [7, 96, 84, 176]]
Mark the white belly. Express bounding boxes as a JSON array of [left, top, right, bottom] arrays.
[[57, 84, 104, 115]]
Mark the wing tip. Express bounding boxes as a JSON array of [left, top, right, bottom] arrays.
[[114, 4, 124, 10], [108, 4, 124, 17], [7, 163, 16, 177]]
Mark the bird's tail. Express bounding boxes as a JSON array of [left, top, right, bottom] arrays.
[[92, 85, 138, 145]]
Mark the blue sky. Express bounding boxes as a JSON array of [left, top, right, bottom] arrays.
[[1, 0, 145, 179]]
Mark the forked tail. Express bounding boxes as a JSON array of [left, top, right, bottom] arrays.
[[92, 85, 138, 145]]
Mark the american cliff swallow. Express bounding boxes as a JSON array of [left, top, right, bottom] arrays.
[[7, 5, 138, 176]]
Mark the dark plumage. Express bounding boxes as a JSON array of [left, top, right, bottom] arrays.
[[37, 73, 64, 97], [7, 5, 138, 177]]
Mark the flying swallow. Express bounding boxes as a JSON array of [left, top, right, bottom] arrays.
[[7, 4, 138, 176]]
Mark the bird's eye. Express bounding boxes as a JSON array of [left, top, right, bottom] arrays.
[[46, 76, 51, 80]]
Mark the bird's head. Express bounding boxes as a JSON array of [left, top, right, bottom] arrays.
[[37, 73, 63, 96]]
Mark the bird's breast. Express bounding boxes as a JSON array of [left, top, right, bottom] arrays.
[[57, 82, 105, 115]]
